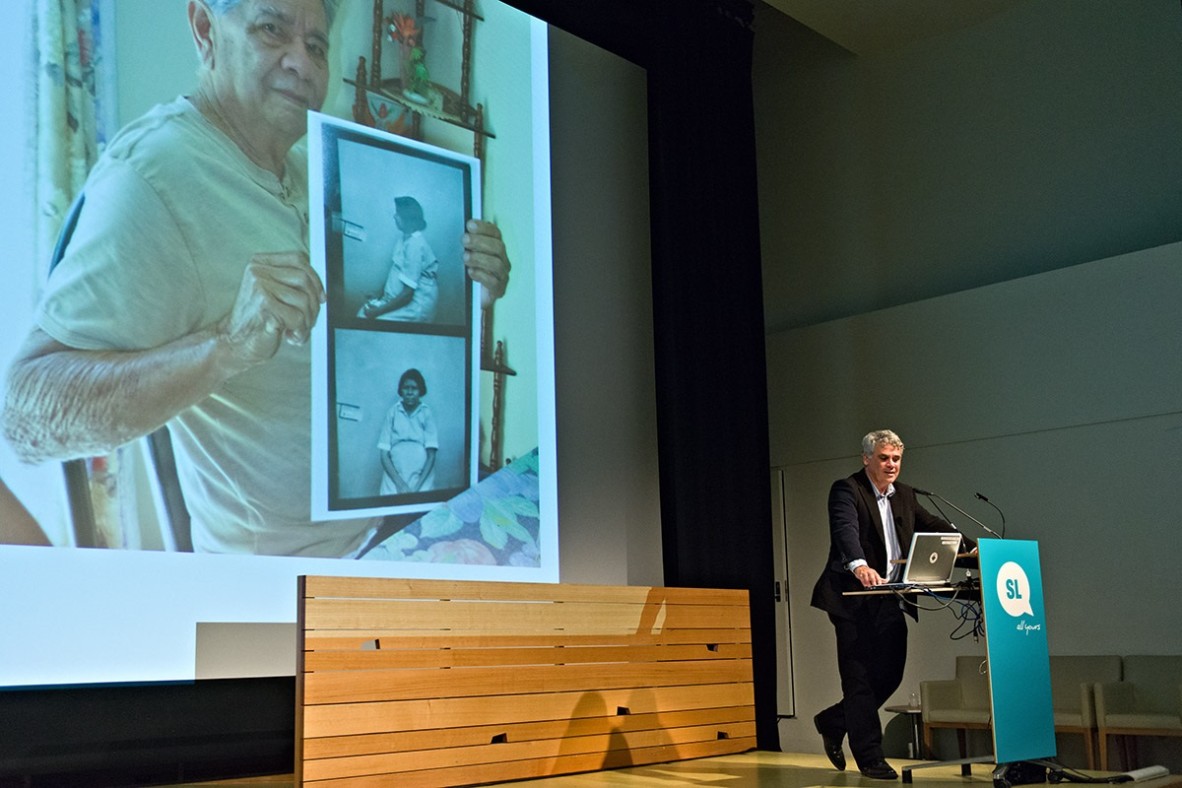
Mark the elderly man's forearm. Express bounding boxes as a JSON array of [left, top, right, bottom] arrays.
[[3, 328, 250, 463]]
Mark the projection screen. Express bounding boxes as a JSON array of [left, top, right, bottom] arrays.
[[0, 0, 632, 688]]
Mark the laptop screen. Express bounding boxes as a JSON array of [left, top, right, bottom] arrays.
[[902, 532, 963, 585]]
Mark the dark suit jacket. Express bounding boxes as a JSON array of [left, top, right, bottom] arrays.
[[810, 470, 972, 621]]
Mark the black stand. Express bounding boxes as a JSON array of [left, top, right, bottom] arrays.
[[902, 757, 1063, 785], [902, 755, 993, 783], [993, 759, 1067, 787]]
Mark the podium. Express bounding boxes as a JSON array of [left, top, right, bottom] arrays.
[[901, 539, 1057, 782]]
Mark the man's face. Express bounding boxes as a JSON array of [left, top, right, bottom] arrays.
[[863, 443, 902, 492], [208, 0, 330, 147]]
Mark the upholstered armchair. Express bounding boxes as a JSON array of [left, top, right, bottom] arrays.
[[921, 655, 992, 759], [922, 654, 1122, 767], [1049, 655, 1122, 769], [1095, 655, 1182, 771]]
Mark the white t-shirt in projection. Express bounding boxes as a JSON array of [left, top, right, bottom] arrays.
[[37, 97, 373, 557]]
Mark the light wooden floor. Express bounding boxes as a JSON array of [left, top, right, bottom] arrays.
[[178, 751, 1182, 788]]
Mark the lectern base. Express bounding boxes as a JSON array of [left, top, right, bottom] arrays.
[[994, 760, 1051, 787], [902, 755, 993, 783]]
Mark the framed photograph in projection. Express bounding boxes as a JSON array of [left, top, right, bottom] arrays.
[[309, 113, 481, 520]]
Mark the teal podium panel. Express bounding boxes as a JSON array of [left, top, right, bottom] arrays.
[[978, 539, 1056, 763]]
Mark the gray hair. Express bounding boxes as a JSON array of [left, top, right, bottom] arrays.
[[862, 429, 904, 456], [204, 0, 340, 27]]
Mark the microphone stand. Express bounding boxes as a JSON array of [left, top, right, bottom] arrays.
[[917, 489, 1003, 540], [974, 493, 1007, 538]]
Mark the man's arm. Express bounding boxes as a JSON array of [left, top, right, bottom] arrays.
[[827, 479, 866, 567], [829, 479, 892, 587], [2, 252, 324, 463], [0, 478, 50, 546]]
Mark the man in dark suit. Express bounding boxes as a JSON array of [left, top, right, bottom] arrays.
[[811, 429, 973, 780]]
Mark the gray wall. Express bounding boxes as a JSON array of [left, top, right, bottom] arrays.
[[549, 29, 662, 586], [754, 0, 1182, 767], [757, 0, 1182, 333]]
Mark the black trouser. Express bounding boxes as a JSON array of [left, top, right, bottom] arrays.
[[816, 596, 908, 768]]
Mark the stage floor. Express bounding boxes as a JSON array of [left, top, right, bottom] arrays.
[[179, 751, 1182, 788]]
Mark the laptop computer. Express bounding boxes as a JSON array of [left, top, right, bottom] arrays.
[[877, 532, 963, 590]]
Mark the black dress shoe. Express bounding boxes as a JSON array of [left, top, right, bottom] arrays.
[[813, 714, 846, 771], [859, 760, 898, 780]]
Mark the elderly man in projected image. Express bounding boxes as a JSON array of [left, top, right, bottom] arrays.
[[1, 0, 510, 557]]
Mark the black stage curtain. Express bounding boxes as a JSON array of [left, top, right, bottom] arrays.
[[648, 1, 778, 754], [0, 1, 778, 783], [517, 0, 778, 753]]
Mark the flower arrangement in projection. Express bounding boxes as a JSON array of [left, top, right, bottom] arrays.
[[386, 12, 432, 101]]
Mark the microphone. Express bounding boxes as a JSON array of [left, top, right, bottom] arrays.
[[913, 487, 1003, 539], [974, 491, 1007, 538]]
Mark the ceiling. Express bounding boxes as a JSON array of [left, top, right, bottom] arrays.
[[761, 0, 1027, 56]]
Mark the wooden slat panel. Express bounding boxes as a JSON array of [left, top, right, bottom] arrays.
[[302, 682, 755, 739], [304, 737, 756, 787], [296, 578, 756, 787], [304, 642, 752, 671], [304, 658, 751, 704], [304, 722, 757, 782], [303, 627, 750, 652], [303, 598, 748, 632], [302, 705, 755, 760], [302, 577, 747, 607]]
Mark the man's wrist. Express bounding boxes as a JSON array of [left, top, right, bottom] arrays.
[[208, 323, 259, 378]]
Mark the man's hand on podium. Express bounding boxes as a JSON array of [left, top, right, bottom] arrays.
[[853, 565, 889, 588]]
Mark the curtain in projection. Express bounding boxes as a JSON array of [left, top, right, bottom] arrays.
[[31, 0, 135, 549], [34, 0, 104, 268]]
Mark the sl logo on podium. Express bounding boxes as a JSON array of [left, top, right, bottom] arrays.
[[978, 540, 1056, 764], [998, 562, 1033, 616]]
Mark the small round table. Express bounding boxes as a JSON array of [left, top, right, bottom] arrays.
[[884, 704, 926, 760]]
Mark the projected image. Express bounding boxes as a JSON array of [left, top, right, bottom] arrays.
[[0, 0, 558, 687], [0, 0, 545, 555]]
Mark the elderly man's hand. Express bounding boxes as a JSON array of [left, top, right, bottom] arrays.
[[462, 220, 511, 309], [218, 251, 326, 367]]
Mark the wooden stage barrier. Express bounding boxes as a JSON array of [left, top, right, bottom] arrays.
[[296, 576, 756, 787]]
